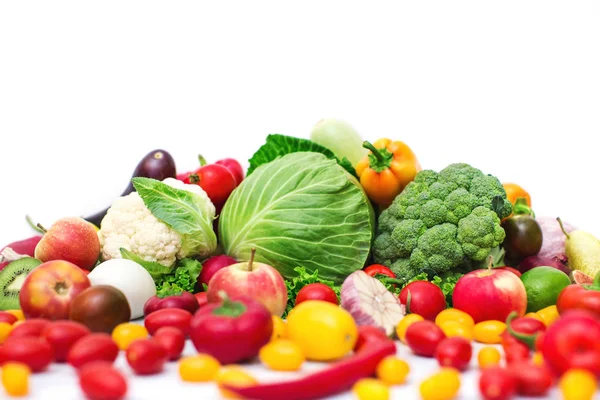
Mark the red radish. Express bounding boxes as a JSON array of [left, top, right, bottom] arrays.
[[398, 281, 446, 321], [153, 327, 186, 361], [197, 255, 237, 290], [405, 320, 446, 357], [126, 339, 168, 375], [79, 361, 128, 400]]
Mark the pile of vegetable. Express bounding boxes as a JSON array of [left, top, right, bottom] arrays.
[[1, 117, 600, 400]]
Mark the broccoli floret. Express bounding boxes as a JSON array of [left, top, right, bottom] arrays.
[[373, 163, 512, 282]]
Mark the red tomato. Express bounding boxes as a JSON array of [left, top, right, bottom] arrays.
[[153, 327, 186, 361], [215, 158, 245, 186], [0, 336, 54, 372], [405, 320, 446, 357], [399, 281, 447, 321], [126, 339, 168, 375], [9, 318, 50, 338], [479, 366, 518, 400], [0, 311, 17, 325], [195, 292, 209, 308], [144, 308, 192, 336], [434, 337, 472, 371], [67, 333, 119, 369], [508, 361, 554, 397], [354, 325, 389, 351], [41, 320, 91, 362], [79, 361, 128, 400], [295, 283, 338, 306]]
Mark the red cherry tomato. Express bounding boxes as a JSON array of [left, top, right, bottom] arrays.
[[434, 337, 472, 371], [0, 336, 54, 372], [195, 292, 209, 308], [295, 283, 338, 306], [479, 366, 518, 400], [405, 320, 446, 357], [78, 361, 128, 400], [215, 158, 245, 186], [144, 308, 192, 336], [67, 333, 119, 369], [126, 339, 168, 375], [153, 327, 186, 361], [41, 320, 91, 362], [399, 281, 447, 321], [354, 325, 389, 351], [508, 361, 554, 397], [191, 164, 238, 210], [9, 318, 50, 338], [0, 311, 17, 325]]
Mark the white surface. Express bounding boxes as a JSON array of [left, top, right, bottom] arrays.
[[0, 2, 598, 399]]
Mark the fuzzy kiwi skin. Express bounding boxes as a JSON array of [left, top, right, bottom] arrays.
[[0, 257, 42, 310]]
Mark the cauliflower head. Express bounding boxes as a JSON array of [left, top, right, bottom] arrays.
[[98, 177, 216, 267], [373, 163, 512, 280]]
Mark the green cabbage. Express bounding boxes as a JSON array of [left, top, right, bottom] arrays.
[[219, 151, 375, 284]]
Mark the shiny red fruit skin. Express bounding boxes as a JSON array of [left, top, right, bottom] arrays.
[[405, 320, 446, 357], [434, 337, 472, 371], [9, 318, 51, 338], [295, 283, 338, 306], [0, 336, 54, 372], [215, 158, 245, 186], [126, 339, 168, 375], [153, 327, 186, 361], [354, 325, 389, 351], [78, 361, 128, 400], [0, 311, 17, 325], [144, 308, 192, 336], [399, 281, 446, 321], [479, 366, 518, 400], [67, 333, 119, 369], [41, 320, 91, 362]]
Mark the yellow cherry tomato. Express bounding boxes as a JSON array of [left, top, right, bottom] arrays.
[[559, 368, 598, 400], [376, 356, 410, 385], [537, 305, 559, 327], [0, 322, 13, 345], [396, 314, 424, 343], [259, 339, 305, 372], [270, 315, 287, 341], [439, 321, 473, 341], [286, 300, 358, 362], [477, 346, 501, 368], [524, 312, 545, 323], [216, 366, 258, 399], [352, 378, 390, 400], [435, 308, 474, 330], [111, 323, 149, 350], [473, 321, 506, 344], [1, 362, 31, 397], [5, 310, 24, 322], [419, 368, 461, 400], [179, 354, 221, 382], [532, 351, 544, 366]]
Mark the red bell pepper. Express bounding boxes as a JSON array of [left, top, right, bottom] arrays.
[[556, 271, 600, 319], [222, 339, 397, 400]]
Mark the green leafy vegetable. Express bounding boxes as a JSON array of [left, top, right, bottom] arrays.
[[247, 134, 357, 178], [219, 151, 374, 284], [283, 266, 341, 318], [132, 177, 217, 258], [155, 258, 202, 297], [120, 248, 172, 280]]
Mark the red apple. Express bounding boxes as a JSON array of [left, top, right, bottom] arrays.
[[452, 267, 527, 323], [206, 249, 287, 317], [35, 217, 100, 270], [197, 255, 237, 290], [19, 260, 92, 320], [495, 266, 522, 277]]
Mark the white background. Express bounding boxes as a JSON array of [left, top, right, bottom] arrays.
[[0, 2, 598, 399]]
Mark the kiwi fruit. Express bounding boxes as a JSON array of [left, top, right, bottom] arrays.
[[0, 257, 42, 310]]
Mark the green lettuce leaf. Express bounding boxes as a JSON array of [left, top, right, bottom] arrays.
[[247, 134, 357, 178], [120, 248, 172, 280], [283, 266, 341, 318], [155, 258, 202, 297]]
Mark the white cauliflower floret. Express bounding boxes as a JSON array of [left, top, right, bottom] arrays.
[[98, 178, 216, 267]]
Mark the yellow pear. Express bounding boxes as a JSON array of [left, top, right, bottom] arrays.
[[558, 218, 600, 278]]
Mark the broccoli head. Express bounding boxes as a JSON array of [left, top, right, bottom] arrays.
[[373, 163, 512, 279]]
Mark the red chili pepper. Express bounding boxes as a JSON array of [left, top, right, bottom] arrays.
[[556, 272, 600, 319], [221, 339, 397, 400], [364, 264, 395, 279]]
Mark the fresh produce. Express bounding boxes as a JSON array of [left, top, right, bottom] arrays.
[[88, 259, 156, 319], [34, 216, 101, 270], [452, 261, 527, 323], [40, 320, 91, 362], [340, 270, 404, 336], [143, 290, 198, 316], [508, 360, 554, 397], [537, 305, 560, 326], [219, 151, 374, 284], [69, 285, 131, 333], [434, 337, 472, 371], [153, 326, 185, 361], [559, 369, 598, 400], [398, 280, 446, 321], [271, 315, 287, 341], [1, 362, 30, 397], [396, 313, 425, 343], [352, 378, 389, 400], [401, 271, 464, 307], [438, 320, 473, 341], [435, 308, 475, 330], [176, 155, 240, 212], [473, 320, 506, 344], [375, 356, 410, 385], [197, 254, 237, 290], [571, 270, 593, 284], [221, 339, 397, 400], [501, 199, 542, 263], [0, 235, 41, 272], [559, 217, 600, 278], [125, 338, 168, 375], [364, 264, 396, 281], [556, 271, 600, 318], [310, 118, 367, 166], [0, 323, 12, 344], [194, 292, 208, 308], [0, 311, 17, 325], [419, 368, 461, 400], [287, 299, 357, 362], [178, 354, 221, 382], [67, 333, 119, 369], [216, 366, 259, 398], [372, 163, 512, 282], [477, 347, 501, 368], [189, 294, 272, 364], [111, 323, 148, 351], [78, 361, 128, 400], [500, 315, 546, 361], [355, 325, 389, 351], [8, 318, 50, 338], [207, 248, 288, 317], [97, 177, 217, 267], [19, 260, 91, 320], [6, 309, 24, 321], [144, 308, 192, 336], [404, 320, 446, 357], [0, 336, 54, 372], [502, 182, 531, 209], [295, 283, 338, 306], [0, 257, 42, 310], [215, 158, 245, 186], [283, 266, 341, 316], [478, 366, 517, 400], [259, 339, 305, 371], [520, 266, 571, 312]]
